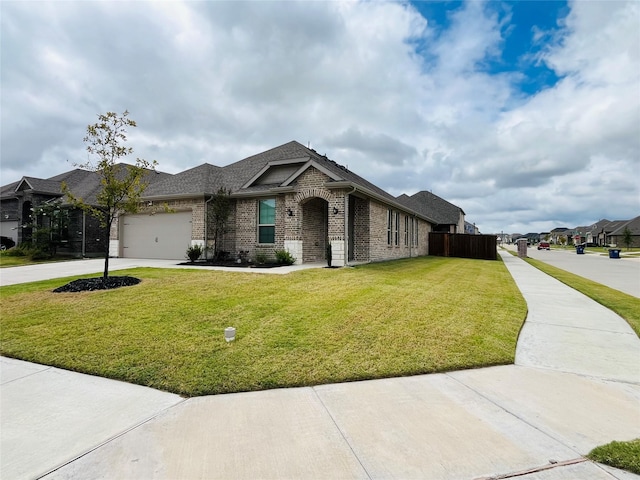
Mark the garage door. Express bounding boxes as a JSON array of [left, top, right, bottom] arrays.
[[121, 211, 192, 259]]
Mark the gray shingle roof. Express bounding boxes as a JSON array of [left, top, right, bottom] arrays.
[[398, 191, 464, 225], [143, 141, 405, 207], [1, 164, 171, 205], [610, 216, 640, 235]]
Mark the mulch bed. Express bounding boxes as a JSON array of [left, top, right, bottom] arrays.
[[178, 261, 284, 269], [53, 276, 141, 293]]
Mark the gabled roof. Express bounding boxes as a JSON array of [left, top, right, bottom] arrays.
[[589, 219, 611, 233], [602, 220, 628, 233], [550, 227, 569, 233], [16, 177, 63, 194], [397, 190, 464, 226], [610, 216, 640, 235], [144, 163, 224, 198], [1, 164, 171, 205], [141, 141, 431, 220]]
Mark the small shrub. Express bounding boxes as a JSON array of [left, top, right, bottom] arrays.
[[274, 249, 296, 265], [326, 240, 332, 267], [254, 252, 268, 264], [186, 244, 203, 262], [30, 249, 52, 261], [6, 243, 38, 257]]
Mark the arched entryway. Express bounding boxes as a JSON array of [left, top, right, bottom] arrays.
[[301, 197, 328, 263]]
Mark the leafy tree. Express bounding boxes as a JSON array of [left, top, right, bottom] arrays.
[[31, 200, 68, 257], [208, 187, 232, 260], [65, 111, 157, 279], [621, 226, 633, 251]]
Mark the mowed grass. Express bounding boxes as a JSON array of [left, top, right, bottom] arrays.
[[0, 256, 526, 396], [588, 439, 640, 474], [522, 257, 640, 336]]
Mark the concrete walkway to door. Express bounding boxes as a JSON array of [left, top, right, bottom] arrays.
[[1, 251, 639, 479]]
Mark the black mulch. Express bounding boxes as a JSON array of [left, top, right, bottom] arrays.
[[178, 261, 284, 269], [53, 276, 141, 293]]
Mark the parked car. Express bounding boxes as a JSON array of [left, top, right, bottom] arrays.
[[538, 242, 550, 250], [0, 236, 16, 250]]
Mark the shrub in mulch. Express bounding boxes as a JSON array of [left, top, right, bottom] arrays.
[[178, 261, 282, 269], [53, 276, 141, 293]]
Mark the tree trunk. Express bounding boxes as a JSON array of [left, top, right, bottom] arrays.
[[103, 219, 110, 280]]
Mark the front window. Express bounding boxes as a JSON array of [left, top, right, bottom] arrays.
[[387, 209, 393, 245], [394, 212, 400, 246], [404, 216, 409, 246], [258, 198, 276, 244]]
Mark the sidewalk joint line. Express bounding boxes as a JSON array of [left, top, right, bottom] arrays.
[[311, 387, 373, 480], [473, 457, 588, 479], [35, 397, 188, 479], [445, 372, 583, 458]]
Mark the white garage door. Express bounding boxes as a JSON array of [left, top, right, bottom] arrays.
[[121, 211, 192, 259]]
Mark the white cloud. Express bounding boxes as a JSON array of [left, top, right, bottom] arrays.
[[1, 0, 637, 233]]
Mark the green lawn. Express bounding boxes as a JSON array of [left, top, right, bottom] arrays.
[[0, 251, 78, 268], [0, 256, 526, 397], [588, 439, 640, 474], [522, 257, 640, 336]]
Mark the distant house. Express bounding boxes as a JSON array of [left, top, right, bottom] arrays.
[[606, 216, 640, 248], [571, 226, 590, 245], [587, 219, 611, 246], [550, 227, 570, 245], [464, 221, 479, 235], [1, 141, 447, 266], [396, 191, 465, 234]]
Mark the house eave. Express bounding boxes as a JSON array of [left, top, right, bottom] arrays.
[[230, 186, 296, 198], [326, 181, 437, 224]]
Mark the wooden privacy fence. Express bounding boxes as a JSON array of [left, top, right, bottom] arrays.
[[428, 233, 497, 260]]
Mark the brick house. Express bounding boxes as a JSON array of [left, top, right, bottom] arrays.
[[1, 141, 441, 266], [396, 190, 465, 233]]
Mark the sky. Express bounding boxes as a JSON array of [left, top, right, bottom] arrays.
[[1, 0, 638, 235]]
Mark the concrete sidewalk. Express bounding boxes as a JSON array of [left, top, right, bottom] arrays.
[[1, 251, 639, 479], [0, 257, 324, 286]]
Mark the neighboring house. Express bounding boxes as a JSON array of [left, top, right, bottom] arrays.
[[1, 141, 441, 266], [524, 232, 540, 244], [396, 191, 465, 234], [599, 220, 627, 247], [464, 221, 479, 235], [606, 216, 640, 248], [550, 227, 570, 245], [571, 226, 589, 245], [587, 219, 610, 246], [0, 167, 171, 257]]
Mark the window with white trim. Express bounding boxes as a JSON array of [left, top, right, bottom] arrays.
[[387, 209, 393, 245], [258, 198, 276, 244]]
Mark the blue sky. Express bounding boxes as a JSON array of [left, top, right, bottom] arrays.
[[1, 0, 638, 234], [412, 0, 565, 93]]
